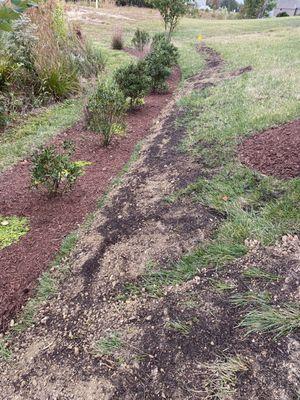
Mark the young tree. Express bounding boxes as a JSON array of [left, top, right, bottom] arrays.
[[151, 0, 188, 39]]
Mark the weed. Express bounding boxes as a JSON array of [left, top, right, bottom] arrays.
[[239, 303, 300, 338], [243, 267, 280, 281], [95, 333, 123, 356], [165, 320, 191, 336], [201, 356, 248, 400], [230, 291, 271, 307], [211, 280, 236, 293], [0, 215, 29, 250], [0, 339, 12, 361]]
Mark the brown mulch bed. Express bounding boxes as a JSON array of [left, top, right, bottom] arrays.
[[0, 68, 181, 332], [239, 119, 300, 180]]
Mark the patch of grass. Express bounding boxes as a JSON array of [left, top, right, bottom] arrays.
[[0, 215, 29, 250], [239, 303, 300, 338], [12, 272, 57, 333], [243, 267, 280, 281], [52, 232, 79, 267], [0, 340, 12, 361], [0, 99, 82, 172], [201, 356, 248, 400], [165, 320, 192, 337], [230, 291, 271, 307], [211, 280, 236, 293], [95, 332, 123, 356]]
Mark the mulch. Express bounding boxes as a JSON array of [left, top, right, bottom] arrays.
[[0, 68, 181, 332], [238, 119, 300, 180]]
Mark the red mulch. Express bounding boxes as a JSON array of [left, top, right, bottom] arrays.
[[238, 119, 300, 180], [0, 68, 181, 332]]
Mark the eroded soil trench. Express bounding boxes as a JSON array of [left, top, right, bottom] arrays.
[[2, 46, 298, 400]]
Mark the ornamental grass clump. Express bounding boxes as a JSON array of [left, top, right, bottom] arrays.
[[114, 60, 151, 109], [86, 79, 128, 147]]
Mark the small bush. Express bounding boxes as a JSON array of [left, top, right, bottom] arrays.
[[86, 79, 128, 146], [31, 140, 83, 197], [151, 33, 179, 67], [112, 30, 124, 50], [132, 28, 150, 51], [276, 11, 289, 17], [145, 36, 179, 93], [114, 60, 151, 108]]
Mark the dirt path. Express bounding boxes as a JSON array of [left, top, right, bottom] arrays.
[[2, 46, 297, 400]]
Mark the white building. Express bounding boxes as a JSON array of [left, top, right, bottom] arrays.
[[189, 0, 210, 10]]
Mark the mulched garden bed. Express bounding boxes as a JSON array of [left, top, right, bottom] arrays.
[[0, 68, 181, 332], [239, 119, 300, 180]]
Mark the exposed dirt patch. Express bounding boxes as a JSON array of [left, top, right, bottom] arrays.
[[239, 119, 300, 180], [0, 69, 181, 333]]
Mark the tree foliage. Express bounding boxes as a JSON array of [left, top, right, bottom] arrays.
[[241, 0, 275, 18], [150, 0, 188, 38]]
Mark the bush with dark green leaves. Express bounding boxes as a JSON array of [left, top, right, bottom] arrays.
[[31, 141, 83, 197], [86, 79, 128, 146], [145, 35, 179, 93], [116, 0, 152, 7], [276, 11, 289, 16], [151, 34, 179, 68], [132, 28, 150, 51], [114, 60, 151, 108]]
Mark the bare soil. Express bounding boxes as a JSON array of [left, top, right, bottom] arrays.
[[239, 119, 300, 180], [0, 69, 180, 333]]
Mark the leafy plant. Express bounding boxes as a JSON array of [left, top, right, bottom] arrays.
[[114, 60, 151, 108], [0, 96, 8, 129], [86, 79, 127, 146], [0, 215, 29, 250], [31, 140, 84, 197], [111, 29, 124, 50], [39, 63, 79, 100], [0, 0, 36, 32], [150, 0, 188, 38], [132, 28, 150, 51], [145, 37, 178, 92]]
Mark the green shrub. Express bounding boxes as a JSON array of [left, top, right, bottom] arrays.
[[132, 28, 150, 51], [111, 30, 124, 50], [114, 60, 151, 108], [31, 140, 83, 197], [40, 63, 80, 100], [145, 36, 179, 92], [151, 33, 179, 67], [276, 11, 289, 17], [86, 79, 128, 146]]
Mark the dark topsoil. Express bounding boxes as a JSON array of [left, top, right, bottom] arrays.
[[0, 69, 181, 332], [239, 119, 300, 180]]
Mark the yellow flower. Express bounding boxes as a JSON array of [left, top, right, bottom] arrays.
[[197, 34, 203, 42]]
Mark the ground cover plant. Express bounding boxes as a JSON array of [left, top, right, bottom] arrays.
[[0, 215, 29, 250]]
